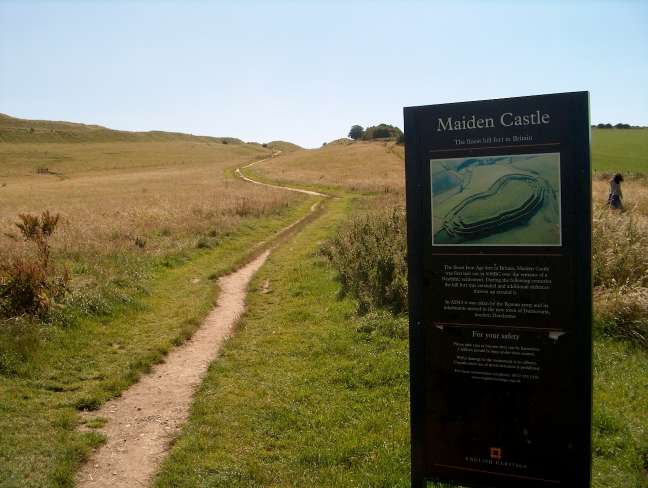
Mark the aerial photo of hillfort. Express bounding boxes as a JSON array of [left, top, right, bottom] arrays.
[[431, 153, 561, 246]]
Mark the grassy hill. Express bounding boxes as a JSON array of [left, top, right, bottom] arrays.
[[253, 141, 405, 193], [0, 113, 244, 144], [265, 140, 303, 153]]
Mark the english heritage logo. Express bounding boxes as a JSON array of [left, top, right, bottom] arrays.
[[489, 447, 503, 461]]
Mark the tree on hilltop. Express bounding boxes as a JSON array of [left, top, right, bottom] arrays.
[[363, 123, 403, 141], [348, 125, 364, 140]]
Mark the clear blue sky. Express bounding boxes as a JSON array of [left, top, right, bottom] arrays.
[[1, 1, 647, 147]]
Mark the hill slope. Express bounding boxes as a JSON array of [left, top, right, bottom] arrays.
[[252, 129, 647, 195], [0, 113, 243, 144], [253, 141, 404, 193], [265, 141, 303, 153]]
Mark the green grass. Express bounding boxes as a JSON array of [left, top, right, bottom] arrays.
[[592, 128, 648, 174], [592, 338, 648, 488], [154, 190, 648, 487], [0, 198, 316, 488], [154, 196, 412, 487]]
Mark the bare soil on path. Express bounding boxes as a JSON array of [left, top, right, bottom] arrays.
[[75, 250, 271, 487]]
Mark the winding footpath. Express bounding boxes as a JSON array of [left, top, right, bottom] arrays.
[[75, 154, 326, 488], [235, 154, 326, 197]]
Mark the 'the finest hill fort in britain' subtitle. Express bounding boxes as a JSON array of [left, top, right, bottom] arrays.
[[436, 110, 551, 132]]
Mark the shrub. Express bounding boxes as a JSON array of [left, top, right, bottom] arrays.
[[348, 125, 364, 140], [15, 210, 60, 268], [0, 211, 69, 318], [362, 123, 403, 141], [322, 207, 407, 314]]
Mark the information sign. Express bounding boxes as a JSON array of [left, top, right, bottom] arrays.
[[404, 92, 592, 487]]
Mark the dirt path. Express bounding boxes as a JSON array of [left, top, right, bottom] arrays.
[[75, 157, 327, 487], [235, 154, 327, 197], [75, 251, 270, 487]]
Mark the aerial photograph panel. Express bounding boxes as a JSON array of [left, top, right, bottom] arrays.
[[430, 153, 562, 246]]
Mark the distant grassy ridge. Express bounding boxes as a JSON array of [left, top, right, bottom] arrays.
[[265, 140, 303, 153], [0, 114, 299, 150], [0, 113, 242, 144]]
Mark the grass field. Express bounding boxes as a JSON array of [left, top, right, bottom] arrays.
[[0, 116, 646, 487], [253, 140, 405, 193], [591, 128, 648, 174], [0, 141, 298, 255], [0, 130, 305, 334]]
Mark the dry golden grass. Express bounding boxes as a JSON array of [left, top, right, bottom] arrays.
[[0, 140, 259, 176], [0, 140, 303, 317], [255, 140, 405, 193], [591, 177, 648, 344], [595, 286, 648, 346], [0, 141, 300, 251], [592, 175, 648, 218]]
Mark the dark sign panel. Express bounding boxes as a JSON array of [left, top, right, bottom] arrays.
[[404, 93, 592, 487]]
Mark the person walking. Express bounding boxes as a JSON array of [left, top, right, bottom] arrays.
[[608, 173, 624, 210]]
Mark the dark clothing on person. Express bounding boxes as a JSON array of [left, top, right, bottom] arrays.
[[608, 178, 623, 209]]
